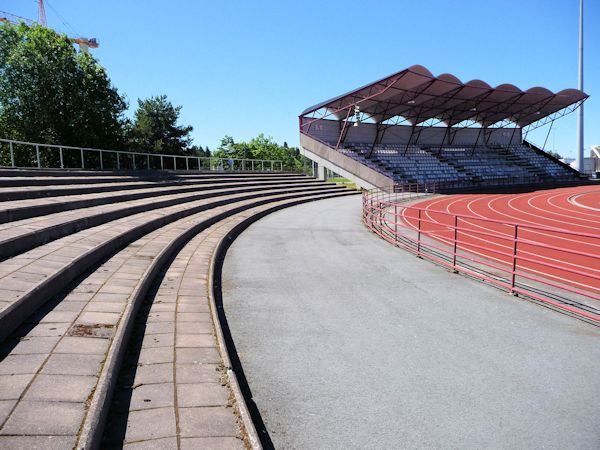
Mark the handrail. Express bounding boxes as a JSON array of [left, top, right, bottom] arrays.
[[373, 186, 599, 238], [362, 187, 600, 324], [0, 138, 284, 172], [389, 174, 583, 194]]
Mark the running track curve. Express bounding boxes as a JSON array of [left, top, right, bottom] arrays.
[[402, 185, 600, 300]]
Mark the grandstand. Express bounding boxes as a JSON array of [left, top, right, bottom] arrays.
[[299, 65, 588, 190]]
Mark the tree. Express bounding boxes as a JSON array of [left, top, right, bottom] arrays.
[[189, 144, 211, 158], [547, 150, 563, 160], [0, 22, 127, 149], [128, 95, 193, 155], [213, 135, 252, 160], [213, 133, 308, 171]]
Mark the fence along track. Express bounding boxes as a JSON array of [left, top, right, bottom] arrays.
[[363, 188, 600, 325]]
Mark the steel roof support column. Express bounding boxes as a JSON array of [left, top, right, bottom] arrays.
[[404, 124, 418, 156], [448, 127, 459, 146], [509, 126, 520, 147], [471, 126, 485, 155], [335, 107, 353, 151], [542, 119, 555, 151], [438, 126, 451, 153], [369, 123, 386, 158]]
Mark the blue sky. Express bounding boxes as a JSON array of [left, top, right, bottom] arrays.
[[4, 0, 599, 158]]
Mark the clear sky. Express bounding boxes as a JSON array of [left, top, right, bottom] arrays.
[[3, 0, 599, 158]]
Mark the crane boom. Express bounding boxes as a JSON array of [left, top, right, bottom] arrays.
[[38, 0, 47, 27], [1, 1, 98, 52]]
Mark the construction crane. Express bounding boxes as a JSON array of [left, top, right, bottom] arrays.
[[0, 0, 99, 53], [38, 0, 47, 27]]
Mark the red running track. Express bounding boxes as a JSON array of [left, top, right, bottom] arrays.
[[401, 185, 600, 299]]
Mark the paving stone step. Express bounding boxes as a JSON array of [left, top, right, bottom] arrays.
[[0, 170, 300, 187], [0, 184, 348, 341], [0, 174, 316, 201], [0, 189, 356, 449], [0, 177, 331, 223], [0, 180, 343, 260]]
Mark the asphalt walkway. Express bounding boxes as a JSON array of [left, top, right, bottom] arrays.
[[222, 195, 600, 450]]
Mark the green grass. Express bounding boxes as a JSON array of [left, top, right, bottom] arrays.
[[327, 177, 358, 190]]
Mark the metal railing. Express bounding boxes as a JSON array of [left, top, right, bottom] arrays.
[[363, 187, 600, 324], [0, 138, 284, 172], [391, 174, 583, 194]]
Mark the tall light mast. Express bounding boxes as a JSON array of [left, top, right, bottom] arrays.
[[575, 0, 584, 173]]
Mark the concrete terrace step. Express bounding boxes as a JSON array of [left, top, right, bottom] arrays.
[[0, 181, 343, 260], [0, 189, 357, 448], [0, 175, 317, 201], [0, 176, 330, 224], [0, 183, 348, 341], [0, 170, 301, 187], [0, 168, 302, 178]]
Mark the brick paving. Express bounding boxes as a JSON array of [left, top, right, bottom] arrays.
[[102, 218, 247, 449], [0, 184, 341, 334], [0, 176, 356, 448], [0, 177, 313, 216], [0, 174, 305, 198], [0, 178, 324, 252]]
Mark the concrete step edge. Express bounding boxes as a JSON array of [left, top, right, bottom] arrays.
[[76, 189, 358, 449], [0, 186, 351, 341], [0, 184, 347, 260], [0, 180, 343, 224], [0, 176, 318, 201]]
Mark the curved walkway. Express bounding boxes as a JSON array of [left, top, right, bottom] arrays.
[[222, 195, 600, 449]]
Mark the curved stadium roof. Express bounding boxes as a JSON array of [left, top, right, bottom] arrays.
[[301, 65, 588, 128]]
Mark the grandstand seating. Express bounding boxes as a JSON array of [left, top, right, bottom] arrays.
[[333, 141, 578, 186], [0, 169, 358, 448]]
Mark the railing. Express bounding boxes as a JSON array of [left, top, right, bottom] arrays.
[[363, 187, 600, 324], [391, 174, 583, 194], [0, 138, 284, 172]]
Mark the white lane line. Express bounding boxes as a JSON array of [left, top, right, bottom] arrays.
[[569, 192, 600, 212]]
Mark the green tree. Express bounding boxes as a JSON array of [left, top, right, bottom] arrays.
[[0, 22, 127, 151], [547, 150, 563, 160], [213, 133, 307, 171], [189, 144, 211, 157], [213, 135, 252, 160], [128, 95, 193, 155]]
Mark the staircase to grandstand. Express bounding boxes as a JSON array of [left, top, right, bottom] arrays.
[[0, 167, 358, 448]]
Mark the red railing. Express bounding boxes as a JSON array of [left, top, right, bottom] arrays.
[[362, 188, 600, 324], [391, 174, 582, 194]]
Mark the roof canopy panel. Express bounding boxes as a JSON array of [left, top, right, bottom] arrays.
[[301, 65, 588, 128]]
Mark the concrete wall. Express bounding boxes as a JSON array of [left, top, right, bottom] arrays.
[[299, 133, 393, 190], [301, 118, 522, 147]]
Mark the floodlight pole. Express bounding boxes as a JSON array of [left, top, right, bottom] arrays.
[[576, 0, 584, 173]]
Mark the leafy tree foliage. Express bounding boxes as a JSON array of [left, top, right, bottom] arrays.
[[213, 134, 308, 171], [546, 150, 563, 160], [0, 22, 127, 148], [128, 95, 194, 155], [189, 145, 211, 157]]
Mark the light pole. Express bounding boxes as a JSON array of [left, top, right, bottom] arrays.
[[575, 0, 584, 173]]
